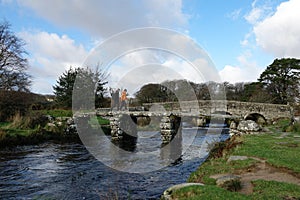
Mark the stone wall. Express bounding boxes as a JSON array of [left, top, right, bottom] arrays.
[[44, 116, 78, 135]]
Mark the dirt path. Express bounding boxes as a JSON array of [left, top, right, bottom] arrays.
[[211, 157, 300, 195]]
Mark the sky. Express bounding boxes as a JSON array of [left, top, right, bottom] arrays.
[[1, 0, 299, 95]]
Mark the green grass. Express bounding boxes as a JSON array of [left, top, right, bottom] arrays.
[[0, 109, 80, 147], [89, 116, 110, 127], [251, 180, 300, 199], [232, 133, 300, 173], [172, 180, 300, 200], [176, 122, 300, 200], [39, 109, 73, 117], [0, 122, 35, 137], [3, 128, 34, 137], [0, 122, 10, 127], [96, 116, 110, 125], [189, 157, 258, 184], [171, 185, 249, 200], [268, 118, 300, 133], [88, 116, 111, 135], [276, 119, 290, 129]]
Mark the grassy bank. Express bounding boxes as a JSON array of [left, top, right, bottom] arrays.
[[169, 120, 300, 199], [0, 111, 111, 148], [0, 120, 79, 148]]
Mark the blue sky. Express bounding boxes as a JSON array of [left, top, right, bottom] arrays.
[[1, 0, 299, 94]]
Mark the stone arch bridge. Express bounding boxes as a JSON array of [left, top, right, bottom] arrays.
[[96, 100, 292, 144], [142, 100, 292, 122]]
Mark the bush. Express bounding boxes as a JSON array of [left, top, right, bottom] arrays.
[[9, 112, 49, 129], [292, 122, 300, 133], [275, 118, 300, 133], [285, 122, 300, 133], [0, 90, 48, 122]]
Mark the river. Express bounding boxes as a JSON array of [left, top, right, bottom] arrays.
[[0, 127, 229, 199]]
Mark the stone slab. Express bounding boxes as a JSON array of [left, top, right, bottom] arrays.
[[161, 183, 204, 200], [227, 156, 249, 162]]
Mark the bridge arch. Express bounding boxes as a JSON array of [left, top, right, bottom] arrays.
[[244, 113, 267, 125]]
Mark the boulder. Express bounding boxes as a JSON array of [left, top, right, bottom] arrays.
[[65, 124, 77, 135], [294, 116, 300, 123], [229, 121, 237, 129], [44, 122, 57, 132], [46, 122, 56, 127], [216, 174, 241, 191], [237, 120, 261, 132], [161, 183, 204, 200]]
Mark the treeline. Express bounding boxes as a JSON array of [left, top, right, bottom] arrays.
[[135, 81, 271, 103], [135, 58, 300, 105]]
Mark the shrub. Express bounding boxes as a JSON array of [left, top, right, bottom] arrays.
[[0, 90, 47, 121], [292, 122, 300, 133], [9, 112, 49, 129]]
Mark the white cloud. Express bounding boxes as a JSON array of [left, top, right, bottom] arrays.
[[240, 33, 251, 46], [245, 7, 264, 24], [227, 9, 242, 20], [234, 0, 297, 85], [14, 1, 190, 94], [106, 48, 218, 96], [19, 31, 88, 94], [10, 0, 191, 94], [219, 52, 262, 83], [244, 0, 273, 25], [219, 65, 261, 83], [144, 0, 188, 26], [79, 27, 222, 97], [108, 50, 189, 95], [253, 0, 300, 58], [18, 0, 188, 38]]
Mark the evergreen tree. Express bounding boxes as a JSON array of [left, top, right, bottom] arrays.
[[53, 68, 77, 108], [259, 58, 300, 104], [53, 67, 107, 109]]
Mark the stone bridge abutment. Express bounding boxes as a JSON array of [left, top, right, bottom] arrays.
[[107, 113, 182, 144]]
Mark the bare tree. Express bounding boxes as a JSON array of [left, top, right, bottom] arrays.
[[0, 20, 31, 91]]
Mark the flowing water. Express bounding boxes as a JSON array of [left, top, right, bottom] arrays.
[[0, 127, 229, 200]]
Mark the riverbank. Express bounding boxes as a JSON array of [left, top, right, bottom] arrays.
[[0, 110, 111, 148], [166, 120, 300, 199]]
